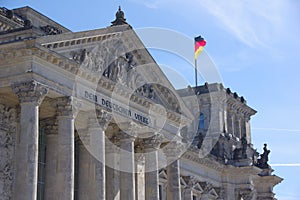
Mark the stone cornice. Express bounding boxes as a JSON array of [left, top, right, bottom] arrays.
[[0, 43, 79, 76], [182, 148, 263, 174], [181, 150, 224, 171], [226, 97, 256, 117], [40, 32, 123, 51]]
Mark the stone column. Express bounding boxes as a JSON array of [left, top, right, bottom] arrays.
[[13, 81, 48, 200], [245, 115, 251, 143], [43, 119, 58, 200], [87, 109, 110, 199], [135, 145, 145, 200], [77, 140, 90, 200], [226, 109, 233, 135], [105, 134, 120, 200], [144, 135, 162, 200], [223, 103, 228, 133], [183, 188, 193, 200], [119, 131, 136, 200], [55, 97, 79, 200], [164, 142, 182, 200]]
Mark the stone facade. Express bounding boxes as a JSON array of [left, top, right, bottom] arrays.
[[0, 104, 17, 200], [0, 6, 282, 200]]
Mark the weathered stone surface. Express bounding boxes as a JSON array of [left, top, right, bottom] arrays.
[[0, 105, 16, 200]]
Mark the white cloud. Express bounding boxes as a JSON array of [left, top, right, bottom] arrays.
[[199, 0, 289, 48], [129, 0, 162, 9], [271, 163, 300, 167], [133, 0, 294, 49], [252, 127, 300, 132]]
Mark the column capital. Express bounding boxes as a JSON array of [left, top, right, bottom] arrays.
[[40, 117, 58, 135], [56, 96, 81, 117], [96, 109, 112, 127], [117, 130, 136, 142], [143, 134, 163, 151], [13, 80, 48, 105], [163, 140, 185, 159]]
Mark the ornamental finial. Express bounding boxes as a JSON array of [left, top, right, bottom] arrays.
[[111, 6, 128, 26]]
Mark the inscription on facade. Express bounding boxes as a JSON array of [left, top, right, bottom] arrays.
[[84, 91, 149, 125]]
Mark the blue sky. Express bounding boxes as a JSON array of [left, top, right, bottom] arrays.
[[3, 0, 300, 199]]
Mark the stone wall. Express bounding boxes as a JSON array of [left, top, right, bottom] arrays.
[[0, 104, 17, 200]]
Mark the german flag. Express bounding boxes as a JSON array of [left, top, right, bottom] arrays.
[[194, 36, 206, 59]]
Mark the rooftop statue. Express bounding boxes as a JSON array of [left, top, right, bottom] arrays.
[[111, 6, 129, 26], [257, 143, 271, 169]]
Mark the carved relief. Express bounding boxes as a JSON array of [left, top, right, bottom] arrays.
[[235, 188, 256, 200], [0, 104, 17, 199], [74, 37, 182, 114], [12, 81, 48, 105], [40, 25, 62, 35]]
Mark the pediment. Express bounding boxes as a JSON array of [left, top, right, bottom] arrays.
[[36, 25, 195, 126]]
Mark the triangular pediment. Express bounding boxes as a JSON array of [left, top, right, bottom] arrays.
[[36, 25, 194, 127]]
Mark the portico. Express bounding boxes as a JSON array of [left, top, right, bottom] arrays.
[[0, 6, 282, 200]]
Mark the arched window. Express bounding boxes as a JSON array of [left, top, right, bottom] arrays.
[[198, 113, 205, 130]]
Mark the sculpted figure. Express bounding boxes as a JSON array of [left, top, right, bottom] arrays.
[[256, 143, 270, 169]]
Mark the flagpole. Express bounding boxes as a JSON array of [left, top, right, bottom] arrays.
[[195, 58, 198, 87]]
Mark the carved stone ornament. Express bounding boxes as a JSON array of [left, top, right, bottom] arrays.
[[12, 81, 48, 105], [256, 143, 271, 169], [40, 25, 62, 35], [235, 188, 256, 200], [143, 134, 163, 150], [96, 109, 112, 128], [111, 6, 129, 26], [56, 96, 81, 117], [163, 141, 185, 158]]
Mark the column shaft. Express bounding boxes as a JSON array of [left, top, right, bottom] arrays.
[[105, 137, 120, 200], [15, 102, 39, 200], [89, 127, 106, 199], [144, 135, 162, 200], [136, 156, 145, 200], [183, 188, 193, 200], [44, 134, 58, 200], [77, 143, 90, 200], [56, 116, 75, 200], [145, 152, 159, 200], [13, 81, 47, 200], [119, 136, 135, 200], [167, 159, 181, 200]]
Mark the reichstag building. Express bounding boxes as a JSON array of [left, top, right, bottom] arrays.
[[0, 6, 282, 200]]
